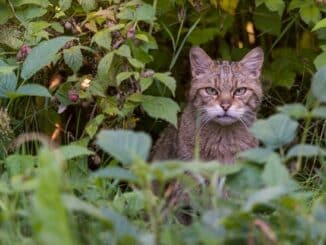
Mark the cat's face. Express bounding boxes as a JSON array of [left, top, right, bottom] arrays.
[[189, 47, 264, 127]]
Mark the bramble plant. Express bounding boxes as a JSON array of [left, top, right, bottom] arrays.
[[0, 0, 326, 244]]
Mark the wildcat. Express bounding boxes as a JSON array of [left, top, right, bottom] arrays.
[[151, 46, 264, 164]]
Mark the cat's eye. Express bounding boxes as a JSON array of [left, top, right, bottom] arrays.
[[234, 87, 247, 96], [205, 87, 219, 96]]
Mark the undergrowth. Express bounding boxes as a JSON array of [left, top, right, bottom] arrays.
[[0, 0, 326, 244]]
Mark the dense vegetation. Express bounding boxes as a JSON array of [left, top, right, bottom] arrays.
[[1, 0, 326, 244]]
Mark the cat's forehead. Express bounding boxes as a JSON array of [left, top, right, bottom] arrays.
[[202, 60, 246, 88]]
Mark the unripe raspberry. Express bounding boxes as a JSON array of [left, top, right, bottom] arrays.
[[64, 21, 72, 30]]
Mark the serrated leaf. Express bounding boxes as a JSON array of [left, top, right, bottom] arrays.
[[277, 103, 308, 119], [262, 154, 290, 186], [135, 4, 155, 22], [116, 72, 134, 86], [85, 114, 105, 138], [97, 52, 114, 80], [127, 57, 144, 68], [96, 130, 152, 165], [153, 73, 176, 96], [0, 26, 23, 49], [141, 95, 180, 126], [51, 22, 64, 33], [78, 0, 97, 11], [115, 44, 131, 58], [59, 0, 71, 11], [9, 84, 51, 98], [312, 67, 326, 102], [21, 36, 75, 80], [140, 77, 153, 92], [92, 28, 112, 49], [16, 7, 47, 21], [63, 46, 83, 73], [250, 114, 298, 149], [286, 144, 324, 158]]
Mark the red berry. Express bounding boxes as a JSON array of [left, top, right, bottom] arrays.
[[127, 27, 135, 39], [68, 89, 79, 103]]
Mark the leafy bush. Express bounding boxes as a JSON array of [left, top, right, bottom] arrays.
[[1, 0, 326, 244]]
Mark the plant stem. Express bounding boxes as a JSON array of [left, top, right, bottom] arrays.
[[149, 0, 158, 34], [7, 0, 25, 26]]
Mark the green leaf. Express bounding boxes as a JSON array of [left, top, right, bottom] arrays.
[[253, 5, 281, 36], [63, 46, 83, 73], [262, 154, 290, 186], [127, 57, 144, 69], [300, 4, 321, 25], [32, 148, 74, 245], [96, 130, 152, 165], [21, 36, 75, 80], [92, 28, 112, 49], [312, 106, 326, 118], [92, 167, 138, 183], [116, 72, 134, 86], [50, 22, 64, 33], [314, 51, 326, 70], [135, 4, 155, 22], [140, 77, 153, 92], [141, 95, 180, 126], [9, 84, 51, 98], [116, 44, 131, 58], [153, 73, 176, 96], [59, 0, 71, 11], [312, 18, 326, 31], [56, 145, 94, 160], [0, 3, 12, 24], [0, 26, 23, 49], [5, 154, 35, 176], [0, 60, 17, 97], [250, 114, 298, 149], [78, 0, 97, 11], [97, 52, 114, 80], [85, 114, 105, 138], [286, 144, 324, 158], [188, 28, 220, 45], [16, 7, 47, 21], [239, 147, 275, 164], [262, 0, 285, 16], [12, 0, 50, 7], [277, 103, 309, 119], [312, 67, 326, 102], [243, 185, 292, 211]]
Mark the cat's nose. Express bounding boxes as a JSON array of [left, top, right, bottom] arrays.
[[221, 103, 231, 111]]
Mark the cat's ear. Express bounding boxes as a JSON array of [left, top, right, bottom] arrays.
[[189, 46, 214, 77], [240, 47, 264, 79]]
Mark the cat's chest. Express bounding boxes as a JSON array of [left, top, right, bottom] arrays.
[[199, 129, 257, 164]]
